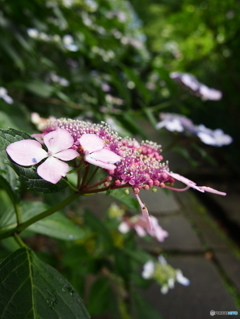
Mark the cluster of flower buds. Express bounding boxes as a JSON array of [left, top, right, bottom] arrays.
[[6, 118, 227, 231]]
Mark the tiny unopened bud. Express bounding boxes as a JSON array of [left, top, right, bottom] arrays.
[[153, 180, 160, 186], [106, 176, 113, 181], [148, 179, 153, 187], [144, 185, 150, 190], [115, 180, 121, 186], [124, 188, 130, 195], [133, 187, 140, 194], [152, 187, 157, 193], [108, 170, 115, 175], [104, 182, 110, 187]]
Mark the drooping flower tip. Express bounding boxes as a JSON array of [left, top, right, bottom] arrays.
[[164, 170, 227, 196]]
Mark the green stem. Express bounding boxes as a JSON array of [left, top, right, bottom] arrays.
[[84, 166, 99, 188], [17, 192, 80, 232], [80, 165, 89, 189], [0, 192, 81, 240], [14, 203, 22, 225], [13, 232, 28, 248]]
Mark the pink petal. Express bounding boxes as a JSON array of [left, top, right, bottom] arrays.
[[37, 157, 69, 184], [31, 134, 45, 144], [79, 134, 105, 154], [85, 154, 116, 170], [6, 140, 47, 166], [198, 186, 226, 196], [85, 149, 121, 170], [135, 193, 152, 231], [44, 129, 74, 154], [54, 149, 79, 161], [134, 225, 147, 237], [165, 171, 197, 186]]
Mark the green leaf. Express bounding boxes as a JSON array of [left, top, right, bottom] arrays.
[[0, 201, 86, 241], [87, 277, 112, 315], [0, 248, 90, 319], [0, 170, 20, 205], [132, 292, 162, 319], [0, 128, 67, 193], [108, 189, 139, 211], [24, 80, 54, 98], [84, 209, 113, 250]]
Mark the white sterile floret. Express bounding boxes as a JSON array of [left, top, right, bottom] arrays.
[[142, 260, 155, 279]]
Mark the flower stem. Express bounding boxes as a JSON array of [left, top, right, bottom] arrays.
[[13, 232, 28, 248], [14, 203, 22, 225], [0, 192, 81, 240], [80, 164, 89, 189]]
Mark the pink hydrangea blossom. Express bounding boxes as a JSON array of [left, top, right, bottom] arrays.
[[6, 129, 79, 184]]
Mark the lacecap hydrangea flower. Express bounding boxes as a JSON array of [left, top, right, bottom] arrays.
[[6, 117, 227, 230], [142, 255, 190, 294]]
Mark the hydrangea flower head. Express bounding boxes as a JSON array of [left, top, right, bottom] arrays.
[[6, 129, 79, 184], [142, 256, 190, 294]]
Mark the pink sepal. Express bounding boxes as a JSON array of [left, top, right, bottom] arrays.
[[54, 149, 79, 161], [44, 129, 74, 154], [6, 140, 47, 166], [198, 186, 226, 196], [85, 154, 117, 170], [79, 134, 105, 153], [135, 193, 152, 231], [37, 157, 69, 184]]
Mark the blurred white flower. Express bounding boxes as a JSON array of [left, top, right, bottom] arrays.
[[176, 270, 190, 286], [156, 113, 232, 147], [0, 87, 13, 104], [50, 72, 69, 86], [142, 260, 155, 279], [170, 72, 222, 101], [27, 28, 39, 38], [196, 125, 233, 146], [63, 35, 78, 51]]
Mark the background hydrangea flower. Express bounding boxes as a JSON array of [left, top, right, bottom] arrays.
[[170, 72, 222, 101], [6, 129, 79, 184], [196, 125, 233, 146], [156, 113, 233, 147], [118, 214, 168, 242]]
